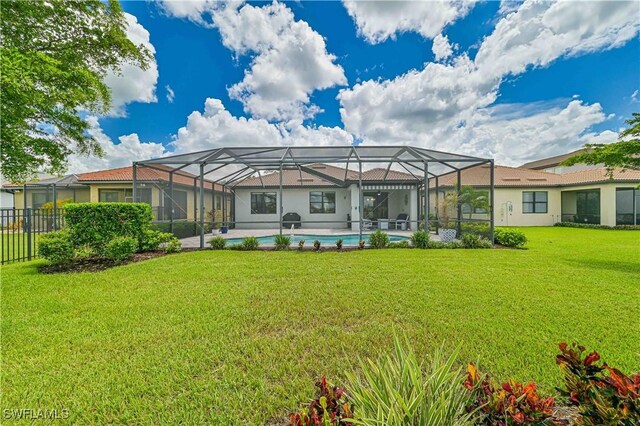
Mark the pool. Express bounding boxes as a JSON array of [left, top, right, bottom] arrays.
[[223, 233, 409, 246]]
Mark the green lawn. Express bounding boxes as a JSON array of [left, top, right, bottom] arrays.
[[2, 228, 639, 424]]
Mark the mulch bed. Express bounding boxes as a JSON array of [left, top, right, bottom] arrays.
[[39, 251, 170, 274]]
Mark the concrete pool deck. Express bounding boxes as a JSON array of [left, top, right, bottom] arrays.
[[180, 228, 443, 248]]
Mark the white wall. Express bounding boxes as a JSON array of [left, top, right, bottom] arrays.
[[494, 187, 562, 226], [234, 187, 351, 229]]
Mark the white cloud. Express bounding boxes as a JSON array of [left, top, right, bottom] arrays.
[[171, 98, 354, 154], [475, 0, 640, 80], [338, 0, 639, 164], [159, 0, 220, 25], [432, 33, 455, 61], [632, 89, 639, 103], [103, 13, 159, 116], [459, 100, 611, 165], [67, 116, 165, 173], [166, 85, 175, 103], [343, 0, 475, 43], [161, 1, 346, 122]]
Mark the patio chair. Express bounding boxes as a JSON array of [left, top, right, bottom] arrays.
[[362, 219, 373, 230], [393, 213, 409, 230]]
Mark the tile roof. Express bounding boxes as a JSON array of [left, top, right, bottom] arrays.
[[233, 164, 418, 187], [2, 174, 84, 188], [433, 165, 640, 188], [76, 165, 223, 191]]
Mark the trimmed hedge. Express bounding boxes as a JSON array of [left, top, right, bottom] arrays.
[[554, 222, 640, 230], [65, 203, 152, 252], [104, 237, 138, 261], [38, 231, 75, 264], [494, 228, 528, 248]]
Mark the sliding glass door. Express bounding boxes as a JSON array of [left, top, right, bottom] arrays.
[[616, 188, 640, 225]]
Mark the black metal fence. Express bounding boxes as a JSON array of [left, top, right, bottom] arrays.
[[1, 208, 64, 264]]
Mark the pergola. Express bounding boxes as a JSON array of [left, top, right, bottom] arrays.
[[134, 146, 495, 248]]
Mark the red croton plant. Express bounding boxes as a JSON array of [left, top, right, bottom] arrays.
[[289, 376, 354, 426], [556, 342, 640, 425], [464, 363, 558, 425]]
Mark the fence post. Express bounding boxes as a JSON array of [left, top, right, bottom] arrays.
[[26, 208, 32, 260]]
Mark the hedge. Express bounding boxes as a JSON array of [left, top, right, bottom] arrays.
[[554, 222, 640, 230], [64, 203, 152, 252]]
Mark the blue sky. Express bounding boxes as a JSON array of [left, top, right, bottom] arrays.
[[76, 1, 640, 172]]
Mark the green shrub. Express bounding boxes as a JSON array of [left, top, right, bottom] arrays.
[[104, 236, 138, 261], [358, 240, 365, 249], [65, 203, 152, 254], [410, 230, 430, 249], [38, 230, 75, 264], [388, 240, 410, 248], [368, 229, 389, 249], [164, 237, 182, 254], [274, 234, 291, 250], [313, 240, 321, 251], [460, 222, 491, 238], [346, 335, 474, 425], [460, 233, 492, 249], [335, 239, 343, 250], [297, 239, 305, 250], [495, 228, 528, 248], [554, 222, 640, 230], [208, 236, 227, 250], [228, 243, 243, 251], [241, 236, 260, 251], [139, 229, 181, 253]]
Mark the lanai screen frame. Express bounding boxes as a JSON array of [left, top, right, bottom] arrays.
[[134, 145, 495, 248]]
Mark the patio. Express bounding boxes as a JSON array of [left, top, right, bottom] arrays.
[[135, 146, 495, 248], [179, 228, 444, 248]]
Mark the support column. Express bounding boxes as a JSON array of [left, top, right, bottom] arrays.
[[423, 162, 428, 231], [52, 184, 57, 230], [456, 170, 462, 236], [199, 165, 205, 249], [489, 160, 495, 245], [132, 162, 137, 204], [279, 163, 283, 235], [23, 183, 27, 209], [169, 171, 174, 234], [435, 176, 440, 235], [358, 161, 363, 243]]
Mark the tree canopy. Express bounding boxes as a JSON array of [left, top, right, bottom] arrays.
[[1, 0, 152, 182], [562, 113, 640, 176]]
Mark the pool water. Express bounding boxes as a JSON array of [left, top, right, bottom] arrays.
[[223, 233, 409, 246]]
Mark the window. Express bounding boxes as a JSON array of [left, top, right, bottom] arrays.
[[100, 188, 151, 204], [99, 190, 122, 203], [309, 191, 336, 214], [522, 191, 548, 214], [164, 190, 187, 220], [616, 188, 640, 225], [251, 192, 277, 214], [32, 192, 50, 209]]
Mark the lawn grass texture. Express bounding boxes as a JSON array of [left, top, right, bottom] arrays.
[[2, 227, 639, 424]]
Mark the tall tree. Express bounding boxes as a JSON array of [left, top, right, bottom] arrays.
[[0, 0, 152, 182], [562, 113, 640, 176]]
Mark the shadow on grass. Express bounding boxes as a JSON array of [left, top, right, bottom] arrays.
[[565, 258, 640, 276]]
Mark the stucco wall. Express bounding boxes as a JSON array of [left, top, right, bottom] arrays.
[[234, 187, 351, 229]]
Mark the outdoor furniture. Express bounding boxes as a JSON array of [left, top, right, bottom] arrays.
[[282, 212, 301, 229], [362, 219, 373, 230], [378, 218, 389, 230], [393, 214, 409, 230]]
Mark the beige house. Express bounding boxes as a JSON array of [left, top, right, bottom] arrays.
[[3, 166, 232, 224], [433, 165, 640, 227]]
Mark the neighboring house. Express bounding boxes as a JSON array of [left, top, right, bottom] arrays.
[[434, 165, 640, 227], [233, 164, 420, 230], [519, 148, 598, 174], [2, 166, 232, 223]]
